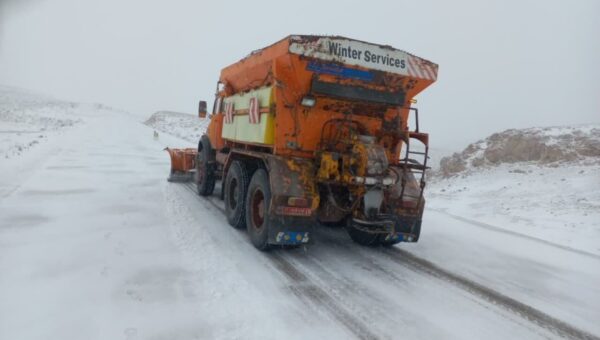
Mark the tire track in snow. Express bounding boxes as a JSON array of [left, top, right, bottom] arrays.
[[431, 208, 600, 260], [314, 227, 599, 340], [311, 228, 596, 339], [180, 182, 599, 340], [180, 182, 379, 340], [270, 253, 379, 340], [382, 247, 600, 340]]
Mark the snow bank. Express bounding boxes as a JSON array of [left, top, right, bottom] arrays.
[[144, 111, 210, 144]]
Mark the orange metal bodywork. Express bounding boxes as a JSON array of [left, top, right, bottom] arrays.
[[206, 113, 226, 151], [164, 36, 438, 246], [206, 36, 437, 161]]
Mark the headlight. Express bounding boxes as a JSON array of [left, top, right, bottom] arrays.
[[364, 177, 377, 185], [382, 177, 395, 186]]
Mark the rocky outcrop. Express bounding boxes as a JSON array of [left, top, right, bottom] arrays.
[[438, 125, 600, 177]]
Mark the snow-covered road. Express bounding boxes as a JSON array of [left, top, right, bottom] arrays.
[[1, 103, 599, 339]]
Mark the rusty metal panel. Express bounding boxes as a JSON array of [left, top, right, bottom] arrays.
[[266, 155, 320, 212]]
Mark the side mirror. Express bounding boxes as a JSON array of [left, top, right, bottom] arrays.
[[198, 100, 207, 118]]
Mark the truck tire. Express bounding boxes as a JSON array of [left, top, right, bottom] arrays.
[[224, 161, 249, 229], [196, 135, 215, 196], [245, 169, 271, 250], [346, 219, 380, 246]]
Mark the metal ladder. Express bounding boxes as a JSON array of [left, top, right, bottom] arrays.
[[398, 108, 429, 209]]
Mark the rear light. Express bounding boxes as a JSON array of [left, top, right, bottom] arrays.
[[402, 200, 418, 208], [300, 96, 316, 107], [382, 177, 395, 186], [287, 197, 308, 207], [275, 206, 312, 216], [364, 177, 377, 185], [353, 176, 395, 186], [353, 176, 365, 184]]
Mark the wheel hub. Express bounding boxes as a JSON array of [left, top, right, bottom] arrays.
[[251, 189, 265, 230], [229, 179, 238, 209]]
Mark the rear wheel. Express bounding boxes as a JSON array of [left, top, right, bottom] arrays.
[[246, 169, 271, 250], [224, 161, 249, 229], [196, 136, 215, 196]]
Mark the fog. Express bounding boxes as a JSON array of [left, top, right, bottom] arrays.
[[1, 0, 598, 150]]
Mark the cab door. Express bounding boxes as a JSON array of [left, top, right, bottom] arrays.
[[207, 96, 225, 151]]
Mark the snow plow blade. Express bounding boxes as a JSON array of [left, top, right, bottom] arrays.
[[164, 147, 197, 182]]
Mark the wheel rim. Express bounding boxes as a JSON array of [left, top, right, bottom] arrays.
[[228, 178, 239, 210], [250, 188, 265, 231]]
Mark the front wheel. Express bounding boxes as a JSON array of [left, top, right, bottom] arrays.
[[245, 169, 271, 250], [196, 135, 215, 196]]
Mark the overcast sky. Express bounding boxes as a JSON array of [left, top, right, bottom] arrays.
[[1, 0, 598, 150]]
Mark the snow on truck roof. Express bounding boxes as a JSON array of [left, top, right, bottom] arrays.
[[230, 35, 438, 81]]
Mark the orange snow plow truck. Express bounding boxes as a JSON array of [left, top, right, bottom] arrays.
[[165, 35, 438, 250]]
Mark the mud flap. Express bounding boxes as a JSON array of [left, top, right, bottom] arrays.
[[265, 156, 319, 245], [389, 216, 421, 243], [268, 216, 314, 245]]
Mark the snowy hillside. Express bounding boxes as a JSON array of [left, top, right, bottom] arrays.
[[429, 125, 600, 255], [145, 110, 210, 143], [0, 86, 80, 159], [437, 125, 600, 177], [0, 85, 130, 197]]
